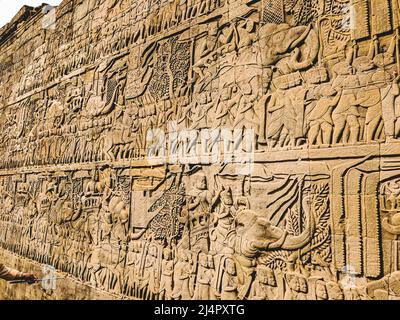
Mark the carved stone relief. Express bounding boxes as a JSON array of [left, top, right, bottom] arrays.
[[0, 0, 400, 300]]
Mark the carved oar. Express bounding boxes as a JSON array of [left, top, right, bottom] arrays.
[[9, 277, 64, 284]]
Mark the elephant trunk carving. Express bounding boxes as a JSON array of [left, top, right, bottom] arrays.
[[235, 196, 315, 259], [288, 29, 319, 72], [281, 196, 315, 250], [259, 24, 312, 67]]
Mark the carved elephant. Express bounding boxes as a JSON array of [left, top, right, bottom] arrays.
[[230, 196, 315, 299], [234, 195, 316, 260], [258, 23, 319, 70]]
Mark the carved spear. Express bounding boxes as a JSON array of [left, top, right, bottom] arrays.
[[394, 0, 400, 74]]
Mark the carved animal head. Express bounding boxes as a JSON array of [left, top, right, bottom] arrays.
[[235, 209, 283, 241], [234, 196, 315, 255], [259, 23, 311, 66]]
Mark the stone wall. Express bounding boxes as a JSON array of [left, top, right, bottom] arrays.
[[0, 0, 400, 300]]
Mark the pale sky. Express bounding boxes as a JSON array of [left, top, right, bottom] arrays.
[[0, 0, 62, 28]]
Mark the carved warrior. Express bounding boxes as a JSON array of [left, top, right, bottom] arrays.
[[1, 0, 400, 301]]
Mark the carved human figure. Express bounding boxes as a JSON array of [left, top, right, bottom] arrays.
[[382, 207, 400, 235], [237, 20, 255, 51], [308, 277, 329, 300], [235, 177, 251, 211], [147, 245, 160, 299], [315, 280, 329, 300], [264, 89, 288, 148], [284, 272, 308, 300], [159, 247, 174, 300], [250, 265, 269, 300], [331, 70, 368, 144], [192, 252, 214, 300], [172, 250, 194, 300], [161, 0, 178, 29], [109, 243, 127, 294], [343, 287, 363, 300], [186, 174, 216, 251], [283, 86, 309, 147], [190, 92, 216, 130], [357, 87, 384, 143], [382, 179, 400, 211], [220, 257, 238, 300], [250, 266, 282, 300], [232, 83, 259, 137], [213, 86, 241, 130], [193, 23, 219, 82], [139, 254, 154, 299], [381, 75, 400, 141], [125, 241, 139, 296], [112, 205, 129, 244], [216, 23, 236, 56], [326, 281, 345, 300], [89, 245, 106, 289], [209, 186, 236, 254], [308, 85, 342, 146], [373, 35, 397, 68]]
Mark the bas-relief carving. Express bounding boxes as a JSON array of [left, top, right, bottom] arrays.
[[0, 0, 400, 300]]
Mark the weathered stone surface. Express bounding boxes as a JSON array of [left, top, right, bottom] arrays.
[[0, 249, 117, 299], [0, 0, 399, 300]]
